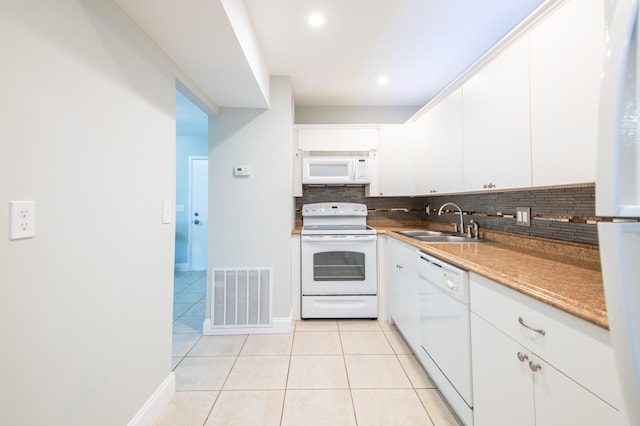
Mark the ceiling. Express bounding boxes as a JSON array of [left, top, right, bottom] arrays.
[[244, 0, 544, 107], [118, 0, 546, 113]]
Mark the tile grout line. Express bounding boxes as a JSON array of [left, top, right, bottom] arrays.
[[278, 323, 297, 426], [201, 334, 249, 426], [337, 323, 360, 426], [381, 326, 436, 425]]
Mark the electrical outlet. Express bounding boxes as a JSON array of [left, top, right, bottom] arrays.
[[10, 201, 36, 240]]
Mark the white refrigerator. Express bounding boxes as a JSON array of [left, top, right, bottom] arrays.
[[597, 0, 640, 424]]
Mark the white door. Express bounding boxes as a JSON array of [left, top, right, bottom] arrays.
[[189, 156, 208, 271]]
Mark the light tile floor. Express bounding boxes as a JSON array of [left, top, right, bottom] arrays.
[[160, 271, 462, 425]]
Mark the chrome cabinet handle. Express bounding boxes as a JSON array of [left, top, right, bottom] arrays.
[[517, 352, 529, 362], [518, 316, 546, 335], [528, 361, 542, 373]]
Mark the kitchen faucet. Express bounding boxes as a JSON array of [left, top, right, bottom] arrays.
[[438, 202, 464, 234]]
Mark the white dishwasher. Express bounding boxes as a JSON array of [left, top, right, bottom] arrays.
[[418, 251, 473, 426]]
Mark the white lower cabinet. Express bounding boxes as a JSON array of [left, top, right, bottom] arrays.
[[472, 313, 618, 426], [470, 273, 621, 426], [471, 313, 535, 426], [386, 238, 420, 351]]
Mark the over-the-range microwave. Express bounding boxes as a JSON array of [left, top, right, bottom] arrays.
[[302, 155, 370, 184]]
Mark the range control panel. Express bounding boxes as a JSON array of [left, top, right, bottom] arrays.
[[302, 202, 368, 217]]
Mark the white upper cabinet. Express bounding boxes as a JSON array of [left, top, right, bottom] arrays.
[[296, 127, 379, 151], [528, 0, 605, 186], [297, 128, 339, 150], [374, 125, 418, 196], [338, 128, 380, 150], [462, 36, 532, 192], [417, 87, 465, 195]]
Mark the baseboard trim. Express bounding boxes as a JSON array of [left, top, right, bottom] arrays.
[[202, 316, 293, 335], [128, 372, 175, 426]]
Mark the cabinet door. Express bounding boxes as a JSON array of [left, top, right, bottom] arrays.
[[533, 355, 619, 426], [420, 87, 464, 195], [412, 115, 434, 195], [375, 126, 417, 196], [529, 0, 605, 186], [297, 128, 379, 151], [471, 313, 535, 426], [338, 128, 379, 150], [387, 238, 420, 350], [463, 36, 532, 191], [297, 128, 339, 150]]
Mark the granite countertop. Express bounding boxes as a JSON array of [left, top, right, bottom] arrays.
[[375, 224, 608, 330]]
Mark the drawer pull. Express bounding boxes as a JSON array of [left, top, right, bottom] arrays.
[[517, 352, 528, 362], [518, 316, 546, 335], [528, 361, 542, 373], [396, 264, 403, 269]]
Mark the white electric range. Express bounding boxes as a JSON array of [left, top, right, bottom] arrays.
[[300, 202, 378, 319]]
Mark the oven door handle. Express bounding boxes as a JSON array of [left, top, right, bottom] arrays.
[[301, 235, 377, 242]]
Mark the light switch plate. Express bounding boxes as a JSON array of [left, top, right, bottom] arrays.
[[10, 201, 36, 240], [517, 207, 531, 227], [162, 200, 172, 224]]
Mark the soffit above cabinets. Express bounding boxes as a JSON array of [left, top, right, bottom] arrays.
[[116, 0, 548, 110]]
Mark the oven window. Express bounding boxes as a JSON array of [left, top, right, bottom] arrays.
[[313, 251, 365, 281]]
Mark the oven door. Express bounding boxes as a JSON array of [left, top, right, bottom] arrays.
[[301, 234, 377, 295]]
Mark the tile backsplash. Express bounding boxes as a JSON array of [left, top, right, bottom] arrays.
[[296, 183, 606, 245]]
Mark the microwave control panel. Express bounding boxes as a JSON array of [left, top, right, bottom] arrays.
[[355, 158, 369, 181]]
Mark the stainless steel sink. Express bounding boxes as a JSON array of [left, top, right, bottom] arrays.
[[395, 230, 448, 237], [395, 230, 484, 243]]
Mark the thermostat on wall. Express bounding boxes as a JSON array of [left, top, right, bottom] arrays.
[[234, 165, 251, 176]]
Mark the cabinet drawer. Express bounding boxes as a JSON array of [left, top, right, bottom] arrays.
[[470, 272, 622, 409]]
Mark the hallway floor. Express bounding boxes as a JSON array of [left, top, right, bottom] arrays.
[[158, 271, 461, 425]]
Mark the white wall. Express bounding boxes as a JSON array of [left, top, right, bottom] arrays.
[[0, 1, 179, 424], [208, 76, 294, 319]]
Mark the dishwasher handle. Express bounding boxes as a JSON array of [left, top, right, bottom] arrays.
[[419, 254, 443, 268]]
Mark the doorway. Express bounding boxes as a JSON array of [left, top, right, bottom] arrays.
[[175, 89, 208, 271], [173, 88, 209, 364]]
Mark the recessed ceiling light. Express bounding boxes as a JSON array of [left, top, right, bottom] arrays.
[[308, 13, 325, 27], [377, 75, 389, 85]]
